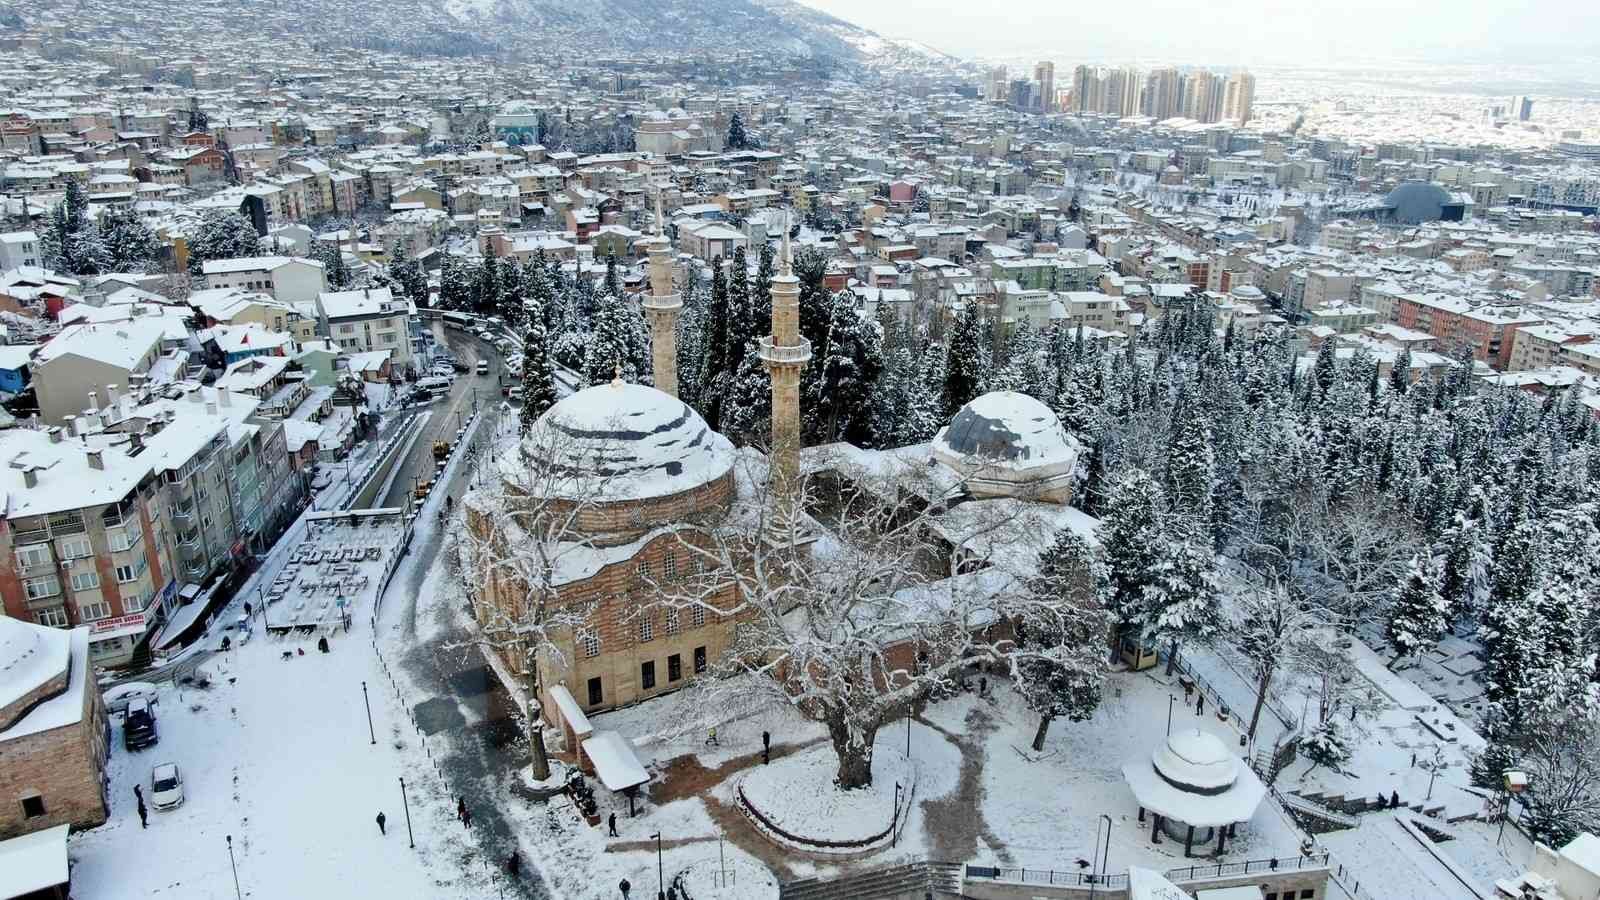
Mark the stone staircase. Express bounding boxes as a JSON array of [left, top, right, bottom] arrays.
[[779, 861, 964, 900]]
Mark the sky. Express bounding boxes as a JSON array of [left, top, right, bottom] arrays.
[[794, 0, 1600, 67]]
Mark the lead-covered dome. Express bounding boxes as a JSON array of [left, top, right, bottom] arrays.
[[933, 391, 1081, 503], [1153, 729, 1238, 794], [506, 383, 736, 542]]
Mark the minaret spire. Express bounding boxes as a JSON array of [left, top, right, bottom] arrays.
[[641, 186, 682, 397]]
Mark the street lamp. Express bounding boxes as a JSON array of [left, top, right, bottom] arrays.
[[362, 681, 376, 745], [1166, 694, 1176, 737], [225, 834, 242, 900], [1089, 814, 1112, 897], [650, 832, 665, 900], [893, 782, 903, 849]]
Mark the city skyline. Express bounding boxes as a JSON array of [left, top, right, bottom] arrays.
[[797, 0, 1600, 67]]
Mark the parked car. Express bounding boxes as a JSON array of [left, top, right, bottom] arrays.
[[476, 360, 489, 375], [452, 361, 470, 373], [150, 763, 185, 810], [103, 682, 159, 716], [124, 697, 158, 750]]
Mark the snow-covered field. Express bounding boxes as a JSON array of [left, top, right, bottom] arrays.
[[739, 744, 914, 850]]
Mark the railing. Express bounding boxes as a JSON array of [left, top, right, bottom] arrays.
[[965, 853, 1332, 889]]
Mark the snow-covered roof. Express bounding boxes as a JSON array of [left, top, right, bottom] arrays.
[[934, 391, 1081, 471], [0, 627, 90, 742], [0, 429, 149, 518], [0, 824, 70, 897], [0, 615, 69, 717], [581, 730, 650, 792], [515, 382, 735, 504], [34, 319, 166, 370], [1128, 867, 1196, 900], [1122, 729, 1267, 827]]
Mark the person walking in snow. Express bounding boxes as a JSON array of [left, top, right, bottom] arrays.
[[376, 811, 387, 835], [133, 784, 143, 804], [705, 726, 718, 746], [1390, 790, 1400, 809], [608, 812, 618, 837], [762, 730, 771, 764], [461, 806, 472, 829], [506, 851, 520, 877], [137, 799, 148, 829], [457, 797, 467, 824], [619, 878, 631, 898]]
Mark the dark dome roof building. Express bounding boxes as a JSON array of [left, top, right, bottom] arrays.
[[933, 391, 1081, 504]]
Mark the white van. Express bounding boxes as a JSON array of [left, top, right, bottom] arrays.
[[416, 376, 452, 394]]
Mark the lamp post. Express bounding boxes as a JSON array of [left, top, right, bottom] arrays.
[[362, 681, 376, 745], [1089, 814, 1112, 897], [225, 834, 242, 900], [1166, 694, 1175, 737], [650, 832, 665, 900], [399, 776, 415, 848], [893, 782, 903, 848]]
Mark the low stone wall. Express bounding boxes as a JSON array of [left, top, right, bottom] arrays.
[[961, 865, 1331, 900]]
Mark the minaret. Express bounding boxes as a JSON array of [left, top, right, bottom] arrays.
[[641, 191, 682, 397], [759, 217, 811, 509]]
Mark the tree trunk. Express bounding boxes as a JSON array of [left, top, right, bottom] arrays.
[[828, 716, 878, 791], [1032, 715, 1054, 752], [1165, 638, 1180, 676], [1247, 663, 1275, 744], [529, 724, 552, 782]]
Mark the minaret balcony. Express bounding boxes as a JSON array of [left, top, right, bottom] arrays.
[[758, 335, 812, 365], [642, 292, 683, 312]]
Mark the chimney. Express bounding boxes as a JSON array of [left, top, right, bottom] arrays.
[[220, 391, 232, 408], [22, 467, 37, 488], [87, 389, 98, 413], [206, 401, 218, 415], [190, 390, 204, 404], [47, 426, 62, 444], [130, 431, 144, 452], [106, 384, 120, 405], [64, 414, 78, 436], [86, 448, 104, 470]]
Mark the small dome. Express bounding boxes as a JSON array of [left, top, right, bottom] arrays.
[[935, 391, 1079, 469], [519, 382, 734, 503], [1152, 729, 1238, 793], [1383, 181, 1453, 224]]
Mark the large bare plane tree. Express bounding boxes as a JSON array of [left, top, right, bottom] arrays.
[[654, 456, 1062, 791]]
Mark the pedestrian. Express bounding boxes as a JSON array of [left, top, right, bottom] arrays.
[[457, 797, 467, 823], [133, 784, 143, 803], [244, 601, 253, 618], [506, 851, 520, 877], [462, 806, 472, 829], [619, 878, 631, 898], [1196, 693, 1205, 715], [376, 811, 387, 835], [608, 812, 618, 837], [317, 636, 329, 653], [1391, 790, 1400, 809], [979, 676, 988, 698], [705, 726, 718, 746], [220, 635, 231, 652], [762, 730, 771, 765], [137, 800, 148, 829]]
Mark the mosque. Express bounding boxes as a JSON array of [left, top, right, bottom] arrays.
[[465, 213, 1088, 745]]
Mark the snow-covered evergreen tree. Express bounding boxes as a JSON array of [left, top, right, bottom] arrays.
[[1386, 555, 1449, 661], [187, 209, 260, 275], [96, 207, 160, 273], [719, 348, 772, 448], [941, 304, 991, 417], [519, 299, 558, 433], [1015, 528, 1110, 750]]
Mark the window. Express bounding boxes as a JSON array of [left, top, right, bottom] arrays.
[[668, 653, 682, 682], [640, 660, 656, 690], [35, 607, 67, 628], [24, 575, 61, 601], [107, 528, 135, 552], [124, 591, 149, 613], [665, 608, 680, 636], [586, 677, 603, 706], [20, 794, 45, 819], [663, 552, 677, 580], [15, 543, 50, 570], [635, 559, 652, 587], [78, 600, 110, 621], [115, 564, 137, 584], [581, 634, 599, 658], [694, 646, 707, 674], [57, 536, 92, 559], [691, 605, 706, 628], [70, 571, 100, 592], [1299, 892, 1314, 900], [638, 613, 654, 643]]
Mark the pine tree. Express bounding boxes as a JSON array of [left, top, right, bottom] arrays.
[[581, 292, 651, 387], [941, 304, 991, 417], [187, 209, 260, 275], [726, 112, 747, 150], [725, 246, 755, 369], [438, 253, 473, 311], [1386, 555, 1449, 661], [519, 299, 558, 432], [696, 261, 732, 429], [1164, 396, 1215, 531], [1016, 528, 1110, 750], [96, 207, 160, 273], [473, 244, 503, 314], [720, 348, 772, 448], [1312, 340, 1338, 399], [387, 244, 428, 306], [1100, 470, 1168, 629], [808, 292, 883, 445], [1389, 346, 1412, 395], [41, 180, 107, 275], [314, 241, 352, 288]]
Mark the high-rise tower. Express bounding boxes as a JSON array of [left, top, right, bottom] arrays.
[[759, 221, 811, 508], [641, 192, 682, 396]]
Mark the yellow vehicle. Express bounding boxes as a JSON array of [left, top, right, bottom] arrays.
[[432, 440, 451, 460], [415, 479, 432, 500]]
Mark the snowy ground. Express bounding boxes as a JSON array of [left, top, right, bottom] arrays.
[[69, 610, 494, 898]]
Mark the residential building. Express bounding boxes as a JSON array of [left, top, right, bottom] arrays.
[[200, 257, 327, 305], [314, 286, 415, 370]]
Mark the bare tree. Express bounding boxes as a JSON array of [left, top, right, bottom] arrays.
[[656, 457, 1041, 791]]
